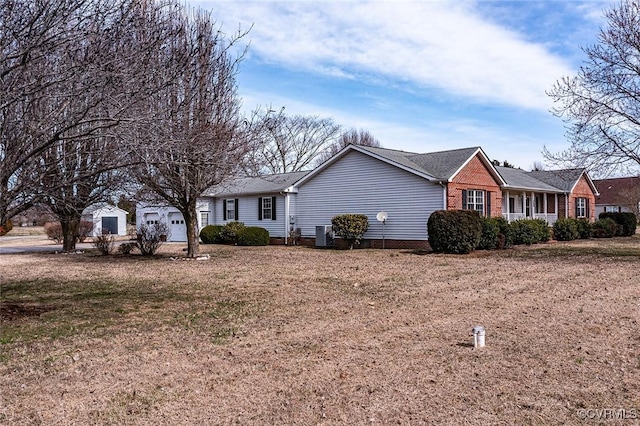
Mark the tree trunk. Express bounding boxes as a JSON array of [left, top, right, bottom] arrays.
[[60, 215, 80, 252], [184, 210, 200, 258]]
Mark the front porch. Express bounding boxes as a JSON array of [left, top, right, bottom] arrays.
[[502, 190, 560, 225]]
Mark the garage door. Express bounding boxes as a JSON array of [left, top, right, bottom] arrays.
[[168, 212, 187, 241], [102, 216, 118, 235]]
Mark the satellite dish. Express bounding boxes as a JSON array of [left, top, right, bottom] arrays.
[[376, 211, 388, 222]]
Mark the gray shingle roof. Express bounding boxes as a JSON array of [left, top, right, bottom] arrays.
[[528, 169, 585, 192], [496, 166, 562, 192], [204, 170, 310, 197], [357, 145, 481, 180]]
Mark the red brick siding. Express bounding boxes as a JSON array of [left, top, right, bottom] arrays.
[[568, 176, 597, 222], [447, 155, 503, 217]]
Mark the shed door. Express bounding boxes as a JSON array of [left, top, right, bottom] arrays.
[[102, 216, 118, 235]]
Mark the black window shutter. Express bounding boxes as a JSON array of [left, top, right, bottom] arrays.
[[271, 196, 277, 220], [258, 197, 263, 220], [486, 191, 491, 217], [575, 199, 579, 218], [462, 190, 468, 209], [586, 198, 590, 218], [234, 198, 239, 221], [223, 200, 227, 221]]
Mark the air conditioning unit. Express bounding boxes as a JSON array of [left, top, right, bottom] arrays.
[[315, 225, 334, 247]]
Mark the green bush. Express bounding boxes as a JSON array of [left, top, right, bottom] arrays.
[[428, 210, 482, 254], [592, 218, 617, 238], [477, 217, 501, 250], [553, 218, 579, 241], [200, 225, 223, 244], [511, 218, 549, 245], [237, 226, 270, 246], [331, 214, 369, 249], [533, 218, 551, 242], [493, 216, 512, 249], [575, 219, 593, 239], [599, 212, 637, 236], [218, 221, 246, 244]]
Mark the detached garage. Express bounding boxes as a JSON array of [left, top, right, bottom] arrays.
[[82, 204, 129, 237]]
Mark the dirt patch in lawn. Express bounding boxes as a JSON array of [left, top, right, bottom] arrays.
[[0, 302, 57, 321], [1, 236, 639, 424]]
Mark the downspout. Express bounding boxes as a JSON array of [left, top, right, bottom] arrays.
[[282, 191, 289, 245], [565, 192, 569, 218], [438, 181, 447, 209]]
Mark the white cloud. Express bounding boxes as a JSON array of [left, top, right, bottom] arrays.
[[196, 0, 574, 111]]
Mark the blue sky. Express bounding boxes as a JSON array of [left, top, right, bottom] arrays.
[[191, 0, 614, 170]]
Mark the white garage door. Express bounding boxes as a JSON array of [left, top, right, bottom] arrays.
[[168, 212, 187, 241]]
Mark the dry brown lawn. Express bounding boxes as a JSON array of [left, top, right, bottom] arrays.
[[1, 235, 639, 425]]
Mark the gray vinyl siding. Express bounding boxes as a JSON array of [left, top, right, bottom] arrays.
[[213, 194, 287, 238], [296, 150, 444, 240]]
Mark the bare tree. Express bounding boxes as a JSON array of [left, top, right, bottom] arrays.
[[618, 184, 640, 221], [531, 161, 546, 171], [133, 6, 251, 258], [546, 0, 640, 175], [315, 128, 382, 166], [0, 0, 169, 238], [244, 108, 341, 175]]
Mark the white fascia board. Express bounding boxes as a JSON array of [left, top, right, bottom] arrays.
[[448, 147, 507, 186]]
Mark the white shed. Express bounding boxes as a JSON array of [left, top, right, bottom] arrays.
[[82, 204, 128, 237]]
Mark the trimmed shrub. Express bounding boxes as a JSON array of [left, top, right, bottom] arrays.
[[592, 218, 617, 238], [237, 226, 270, 246], [493, 216, 512, 249], [532, 218, 551, 242], [477, 217, 500, 250], [427, 210, 482, 254], [553, 218, 579, 241], [0, 219, 13, 236], [200, 225, 223, 244], [599, 212, 637, 236], [511, 219, 549, 245], [218, 221, 246, 244], [44, 222, 63, 243], [332, 214, 369, 249], [576, 218, 593, 239]]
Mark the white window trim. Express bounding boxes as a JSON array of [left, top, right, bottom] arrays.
[[262, 197, 272, 220], [467, 189, 485, 216]]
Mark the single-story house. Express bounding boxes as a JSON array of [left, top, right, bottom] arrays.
[[593, 176, 640, 219], [81, 204, 128, 237], [136, 144, 599, 248]]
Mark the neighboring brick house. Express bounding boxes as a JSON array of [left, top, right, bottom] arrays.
[[593, 176, 640, 220], [136, 144, 599, 246]]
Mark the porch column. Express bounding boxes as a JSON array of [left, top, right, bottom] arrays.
[[555, 194, 558, 218], [505, 190, 510, 221], [522, 191, 526, 217], [544, 193, 548, 220]]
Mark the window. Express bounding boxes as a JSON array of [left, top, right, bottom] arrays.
[[258, 196, 277, 221], [262, 197, 272, 220], [223, 199, 238, 221], [464, 189, 485, 216], [575, 197, 588, 218], [200, 211, 210, 228], [604, 206, 620, 213]]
